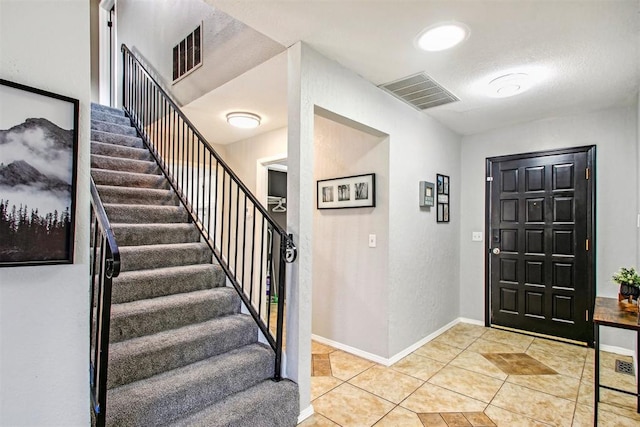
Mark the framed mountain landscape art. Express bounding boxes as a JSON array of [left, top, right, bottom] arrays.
[[0, 79, 79, 266]]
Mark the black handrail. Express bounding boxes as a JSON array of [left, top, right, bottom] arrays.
[[121, 44, 297, 380], [89, 177, 120, 427]]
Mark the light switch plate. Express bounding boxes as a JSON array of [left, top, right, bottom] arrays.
[[472, 231, 483, 241], [369, 234, 376, 247]]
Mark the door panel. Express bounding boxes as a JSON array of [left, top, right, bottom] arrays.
[[488, 148, 594, 344]]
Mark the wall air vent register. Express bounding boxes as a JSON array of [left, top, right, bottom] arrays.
[[173, 24, 202, 83]]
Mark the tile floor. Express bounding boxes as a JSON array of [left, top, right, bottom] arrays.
[[298, 323, 639, 427]]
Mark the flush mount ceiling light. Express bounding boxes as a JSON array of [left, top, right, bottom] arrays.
[[488, 73, 532, 98], [416, 22, 469, 52], [226, 112, 261, 129]]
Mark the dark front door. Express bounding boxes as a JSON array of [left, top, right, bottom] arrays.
[[487, 146, 595, 344]]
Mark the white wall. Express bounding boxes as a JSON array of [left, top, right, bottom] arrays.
[[312, 114, 389, 356], [117, 0, 284, 106], [222, 127, 287, 195], [287, 42, 462, 411], [0, 0, 91, 425], [459, 106, 638, 348]]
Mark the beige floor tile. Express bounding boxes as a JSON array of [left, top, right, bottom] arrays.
[[313, 353, 333, 376], [313, 340, 337, 355], [482, 353, 556, 375], [491, 382, 575, 427], [466, 339, 523, 354], [428, 365, 504, 403], [312, 383, 395, 427], [598, 401, 640, 423], [573, 403, 640, 427], [413, 340, 463, 363], [311, 376, 344, 401], [577, 378, 638, 408], [417, 413, 448, 427], [506, 373, 580, 400], [481, 329, 534, 351], [483, 405, 552, 427], [400, 383, 487, 413], [330, 350, 376, 381], [441, 412, 472, 426], [349, 365, 424, 404], [463, 412, 497, 426], [525, 347, 585, 378], [391, 353, 445, 381], [449, 350, 508, 381], [432, 328, 479, 350], [528, 338, 587, 361], [298, 413, 341, 426], [372, 406, 423, 427], [448, 323, 488, 338]]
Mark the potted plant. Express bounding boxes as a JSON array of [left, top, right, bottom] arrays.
[[613, 267, 640, 302]]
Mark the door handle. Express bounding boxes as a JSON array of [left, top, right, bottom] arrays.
[[492, 248, 501, 255]]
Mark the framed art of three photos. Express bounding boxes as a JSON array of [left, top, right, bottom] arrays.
[[317, 173, 375, 209], [0, 79, 79, 267], [437, 173, 450, 223]]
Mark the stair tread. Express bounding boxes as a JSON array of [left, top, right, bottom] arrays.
[[106, 343, 274, 426], [96, 185, 175, 195], [114, 263, 220, 279], [110, 287, 234, 319], [91, 153, 158, 167], [168, 379, 299, 427], [118, 241, 209, 252], [109, 314, 255, 361], [91, 129, 144, 144], [91, 168, 165, 180]]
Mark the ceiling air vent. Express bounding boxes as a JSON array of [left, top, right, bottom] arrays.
[[379, 72, 459, 110]]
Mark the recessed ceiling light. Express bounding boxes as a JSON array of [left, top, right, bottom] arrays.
[[488, 73, 531, 98], [416, 23, 469, 52], [226, 112, 261, 128]]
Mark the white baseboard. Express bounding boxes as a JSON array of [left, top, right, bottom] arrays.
[[458, 317, 485, 326], [297, 405, 314, 424], [311, 335, 390, 366], [312, 317, 474, 367], [600, 344, 635, 357]]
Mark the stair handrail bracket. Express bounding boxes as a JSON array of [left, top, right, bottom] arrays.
[[121, 44, 296, 380], [89, 177, 121, 426]]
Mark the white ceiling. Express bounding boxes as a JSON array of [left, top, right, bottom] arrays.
[[195, 0, 639, 142]]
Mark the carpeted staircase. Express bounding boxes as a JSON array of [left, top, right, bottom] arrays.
[[90, 103, 299, 427]]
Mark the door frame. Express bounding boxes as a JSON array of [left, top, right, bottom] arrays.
[[484, 145, 596, 344]]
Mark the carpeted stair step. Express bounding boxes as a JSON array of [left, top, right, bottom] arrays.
[[92, 169, 169, 189], [91, 103, 126, 117], [109, 287, 241, 343], [91, 154, 161, 175], [111, 223, 199, 246], [112, 264, 225, 304], [91, 129, 145, 148], [96, 185, 179, 206], [91, 141, 152, 161], [118, 242, 211, 272], [107, 314, 258, 388], [91, 110, 132, 127], [92, 119, 138, 137], [105, 343, 274, 427], [104, 204, 188, 224], [169, 379, 300, 427]]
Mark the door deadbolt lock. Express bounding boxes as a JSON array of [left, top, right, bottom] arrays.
[[492, 248, 501, 255]]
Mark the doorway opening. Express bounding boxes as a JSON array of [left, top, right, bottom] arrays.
[[485, 146, 596, 345]]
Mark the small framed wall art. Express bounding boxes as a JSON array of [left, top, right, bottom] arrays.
[[317, 173, 375, 209], [0, 79, 79, 266], [436, 173, 450, 223]]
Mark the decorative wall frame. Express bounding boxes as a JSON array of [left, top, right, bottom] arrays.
[[436, 173, 450, 223], [0, 79, 79, 266], [317, 173, 375, 209]]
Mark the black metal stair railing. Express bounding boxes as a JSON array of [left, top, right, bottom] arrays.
[[120, 44, 297, 381], [89, 177, 120, 427]]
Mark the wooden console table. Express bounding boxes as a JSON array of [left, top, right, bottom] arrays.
[[593, 296, 640, 426]]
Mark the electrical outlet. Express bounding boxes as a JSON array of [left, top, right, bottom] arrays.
[[369, 234, 376, 248], [472, 231, 483, 241]]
